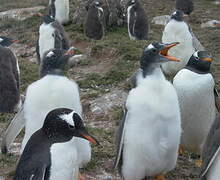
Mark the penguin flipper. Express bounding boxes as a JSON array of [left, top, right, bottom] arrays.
[[189, 27, 205, 51], [214, 88, 220, 112], [200, 114, 220, 178], [114, 104, 128, 172], [1, 106, 25, 154]]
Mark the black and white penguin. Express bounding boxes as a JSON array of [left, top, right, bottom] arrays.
[[36, 15, 70, 64], [0, 36, 21, 113], [49, 0, 69, 25], [1, 48, 92, 170], [173, 51, 217, 156], [127, 0, 148, 40], [114, 42, 181, 180], [200, 113, 220, 180], [161, 10, 204, 77], [85, 1, 105, 40], [14, 108, 99, 180], [175, 0, 193, 15]]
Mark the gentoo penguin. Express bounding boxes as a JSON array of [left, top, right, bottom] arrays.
[[175, 0, 193, 15], [200, 113, 220, 180], [0, 36, 21, 113], [161, 10, 203, 77], [173, 51, 216, 155], [127, 0, 148, 40], [1, 48, 92, 170], [85, 1, 104, 40], [114, 42, 181, 180], [14, 108, 99, 180], [36, 15, 70, 64], [49, 0, 69, 25]]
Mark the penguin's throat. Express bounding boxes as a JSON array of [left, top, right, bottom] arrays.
[[141, 63, 161, 77]]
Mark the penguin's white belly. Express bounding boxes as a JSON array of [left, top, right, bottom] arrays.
[[122, 77, 181, 179], [207, 152, 220, 180], [21, 75, 82, 152], [39, 23, 55, 59], [161, 20, 195, 76], [173, 69, 216, 153], [127, 5, 136, 40], [55, 0, 69, 24], [50, 140, 78, 180]]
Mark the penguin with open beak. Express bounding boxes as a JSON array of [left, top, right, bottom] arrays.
[[162, 10, 204, 77], [48, 0, 69, 25], [173, 51, 218, 163], [36, 15, 70, 64], [114, 42, 181, 180], [0, 36, 21, 113], [13, 108, 99, 180]]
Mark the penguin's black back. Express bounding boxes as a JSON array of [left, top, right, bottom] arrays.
[[129, 1, 148, 40], [175, 0, 193, 15], [0, 45, 20, 113], [14, 130, 51, 180], [85, 5, 104, 40]]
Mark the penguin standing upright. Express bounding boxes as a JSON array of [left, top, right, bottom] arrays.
[[49, 0, 69, 25], [14, 108, 99, 180], [1, 48, 92, 170], [175, 0, 194, 15], [85, 1, 104, 40], [173, 51, 217, 155], [115, 42, 181, 180], [161, 10, 198, 77], [36, 15, 70, 64], [127, 0, 148, 40], [200, 113, 220, 180], [0, 36, 21, 113]]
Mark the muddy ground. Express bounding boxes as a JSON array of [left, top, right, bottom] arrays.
[[0, 0, 220, 179]]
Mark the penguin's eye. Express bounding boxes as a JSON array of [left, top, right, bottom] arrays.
[[68, 124, 75, 130], [195, 56, 200, 60], [152, 49, 157, 53]]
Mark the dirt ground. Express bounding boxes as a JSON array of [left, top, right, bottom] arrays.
[[0, 0, 220, 179]]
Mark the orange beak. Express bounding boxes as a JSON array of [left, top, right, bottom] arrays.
[[12, 40, 19, 43], [202, 57, 212, 62], [215, 23, 220, 27], [81, 134, 99, 145], [160, 42, 180, 62], [65, 49, 75, 56]]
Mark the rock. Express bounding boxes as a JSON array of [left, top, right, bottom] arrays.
[[151, 15, 170, 26], [90, 89, 127, 117], [201, 20, 220, 28], [0, 6, 45, 21], [68, 54, 88, 68], [214, 0, 220, 5]]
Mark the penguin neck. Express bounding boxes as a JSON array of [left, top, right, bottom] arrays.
[[141, 63, 164, 79], [185, 59, 211, 74], [40, 69, 65, 78]]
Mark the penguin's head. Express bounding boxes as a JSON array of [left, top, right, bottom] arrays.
[[43, 108, 99, 144], [140, 42, 180, 70], [43, 15, 55, 24], [171, 10, 184, 21], [127, 0, 137, 6], [186, 51, 213, 73], [0, 36, 18, 47], [40, 47, 76, 77]]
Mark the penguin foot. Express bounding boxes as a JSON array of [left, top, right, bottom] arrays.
[[195, 159, 203, 167], [178, 145, 185, 155], [154, 174, 166, 180], [78, 173, 86, 180]]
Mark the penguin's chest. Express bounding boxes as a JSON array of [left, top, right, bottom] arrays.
[[54, 0, 69, 23], [39, 24, 55, 59], [49, 140, 78, 180], [127, 5, 136, 40]]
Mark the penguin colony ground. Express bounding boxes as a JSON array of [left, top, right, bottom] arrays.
[[0, 0, 220, 179]]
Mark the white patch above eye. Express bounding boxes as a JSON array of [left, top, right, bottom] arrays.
[[59, 111, 76, 127], [0, 38, 3, 42], [173, 11, 177, 15], [131, 0, 135, 3], [47, 51, 55, 57], [97, 7, 103, 13], [146, 44, 155, 50], [193, 51, 199, 58], [95, 1, 100, 5]]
